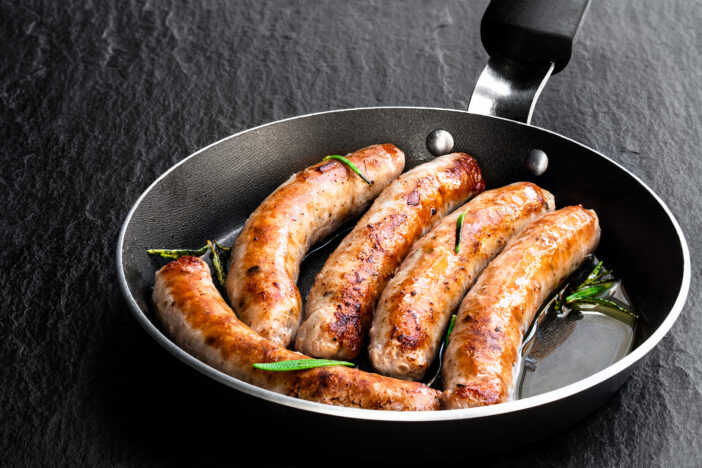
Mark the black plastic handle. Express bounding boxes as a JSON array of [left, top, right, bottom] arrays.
[[481, 0, 591, 73]]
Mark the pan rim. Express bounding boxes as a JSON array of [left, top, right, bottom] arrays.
[[116, 106, 691, 422]]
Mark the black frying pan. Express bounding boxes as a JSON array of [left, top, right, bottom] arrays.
[[116, 0, 690, 455]]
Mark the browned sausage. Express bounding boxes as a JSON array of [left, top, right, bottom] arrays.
[[296, 153, 485, 360], [155, 257, 440, 411], [226, 144, 405, 347], [369, 182, 555, 380], [441, 206, 600, 409]]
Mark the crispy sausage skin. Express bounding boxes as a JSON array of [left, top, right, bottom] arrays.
[[369, 182, 555, 380], [296, 153, 485, 360], [155, 257, 440, 411], [441, 206, 600, 409], [226, 144, 405, 347]]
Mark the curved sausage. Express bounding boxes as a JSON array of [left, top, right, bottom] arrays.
[[441, 206, 600, 409], [226, 144, 405, 347], [155, 257, 440, 411], [369, 182, 555, 381], [296, 153, 485, 360]]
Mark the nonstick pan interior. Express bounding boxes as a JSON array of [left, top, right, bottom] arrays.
[[118, 107, 689, 424]]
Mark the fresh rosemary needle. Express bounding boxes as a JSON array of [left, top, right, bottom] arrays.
[[323, 155, 373, 185], [559, 259, 637, 318], [445, 314, 457, 348], [565, 285, 606, 302], [252, 359, 355, 371], [147, 245, 208, 260], [454, 212, 466, 253], [147, 240, 232, 288], [207, 241, 228, 288]]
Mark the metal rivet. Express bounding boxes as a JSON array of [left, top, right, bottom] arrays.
[[426, 129, 454, 156], [525, 149, 548, 176]]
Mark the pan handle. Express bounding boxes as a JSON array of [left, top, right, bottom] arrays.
[[481, 0, 591, 74], [468, 0, 591, 124]]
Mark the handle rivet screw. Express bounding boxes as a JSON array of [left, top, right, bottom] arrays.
[[426, 129, 455, 156], [525, 149, 548, 176]]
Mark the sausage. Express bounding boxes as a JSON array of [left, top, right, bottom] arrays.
[[296, 153, 485, 360], [155, 257, 440, 411], [441, 206, 600, 409], [226, 144, 405, 347], [369, 182, 555, 381]]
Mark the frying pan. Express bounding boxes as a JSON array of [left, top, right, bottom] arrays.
[[117, 0, 690, 455]]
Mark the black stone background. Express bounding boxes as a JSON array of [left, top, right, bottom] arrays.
[[2, 0, 701, 466]]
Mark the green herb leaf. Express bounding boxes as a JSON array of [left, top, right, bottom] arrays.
[[548, 258, 637, 325], [212, 240, 232, 270], [252, 359, 355, 371], [323, 155, 373, 186], [213, 240, 232, 256], [445, 314, 457, 348], [148, 240, 232, 288], [585, 260, 603, 283], [207, 241, 227, 288], [565, 285, 606, 302], [147, 245, 208, 260], [578, 261, 612, 289], [568, 297, 637, 317], [454, 212, 466, 254]]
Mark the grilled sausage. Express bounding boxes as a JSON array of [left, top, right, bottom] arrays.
[[226, 144, 405, 347], [441, 206, 600, 409], [369, 182, 555, 380], [155, 257, 440, 411], [296, 153, 485, 360]]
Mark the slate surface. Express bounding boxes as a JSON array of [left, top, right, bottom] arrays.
[[1, 0, 701, 466]]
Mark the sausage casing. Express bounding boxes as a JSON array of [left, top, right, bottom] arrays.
[[441, 206, 600, 408], [369, 182, 555, 380], [226, 144, 404, 346], [296, 153, 485, 360], [155, 257, 440, 411]]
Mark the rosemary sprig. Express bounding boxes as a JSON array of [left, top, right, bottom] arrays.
[[559, 260, 637, 318], [454, 212, 466, 253], [445, 314, 457, 347], [207, 241, 228, 288], [147, 245, 208, 260], [565, 285, 606, 302], [147, 240, 232, 288], [323, 155, 373, 186], [213, 240, 232, 259], [252, 359, 355, 371], [579, 261, 611, 288]]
